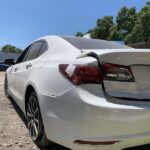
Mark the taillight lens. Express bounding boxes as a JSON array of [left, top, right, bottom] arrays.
[[59, 64, 101, 85], [59, 64, 135, 85], [103, 64, 135, 82]]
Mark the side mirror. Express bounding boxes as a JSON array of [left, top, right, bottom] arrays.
[[4, 59, 15, 65]]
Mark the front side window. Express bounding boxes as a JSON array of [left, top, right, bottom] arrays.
[[16, 46, 31, 63]]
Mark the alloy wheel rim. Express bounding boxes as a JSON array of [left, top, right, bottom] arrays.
[[27, 95, 40, 141]]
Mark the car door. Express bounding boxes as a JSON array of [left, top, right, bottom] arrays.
[[9, 46, 30, 99], [12, 41, 44, 110]]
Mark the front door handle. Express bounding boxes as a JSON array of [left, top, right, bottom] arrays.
[[14, 67, 18, 72], [26, 63, 32, 69]]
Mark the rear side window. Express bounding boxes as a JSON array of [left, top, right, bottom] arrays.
[[37, 42, 48, 57], [61, 36, 131, 49], [25, 41, 43, 61]]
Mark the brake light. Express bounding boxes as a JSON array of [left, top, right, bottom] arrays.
[[59, 64, 101, 85], [103, 64, 135, 82], [59, 64, 134, 85]]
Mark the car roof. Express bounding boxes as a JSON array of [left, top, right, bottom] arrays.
[[38, 35, 131, 50]]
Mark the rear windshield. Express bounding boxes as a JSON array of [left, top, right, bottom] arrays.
[[61, 36, 131, 50]]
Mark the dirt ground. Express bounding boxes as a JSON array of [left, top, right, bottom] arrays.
[[0, 72, 150, 150], [0, 72, 69, 150]]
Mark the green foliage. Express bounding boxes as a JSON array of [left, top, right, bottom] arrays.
[[116, 7, 137, 33], [108, 25, 124, 41], [139, 3, 150, 42], [76, 1, 150, 44], [86, 29, 92, 34], [1, 44, 22, 54], [124, 24, 144, 44], [76, 32, 84, 37], [146, 1, 150, 6], [91, 16, 114, 40]]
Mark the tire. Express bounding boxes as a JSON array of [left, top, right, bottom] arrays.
[[4, 76, 11, 98], [26, 91, 52, 147]]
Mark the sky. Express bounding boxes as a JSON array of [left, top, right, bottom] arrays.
[[0, 0, 148, 49]]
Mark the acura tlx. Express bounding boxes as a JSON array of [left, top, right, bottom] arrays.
[[4, 36, 150, 150]]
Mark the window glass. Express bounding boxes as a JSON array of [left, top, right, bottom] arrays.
[[16, 46, 31, 63], [37, 42, 48, 56], [61, 36, 131, 49], [25, 41, 43, 61]]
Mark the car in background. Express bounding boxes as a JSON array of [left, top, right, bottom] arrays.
[[0, 63, 9, 71], [0, 52, 20, 71], [0, 59, 15, 71], [4, 35, 150, 150]]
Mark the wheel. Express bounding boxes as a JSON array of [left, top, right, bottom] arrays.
[[4, 76, 10, 98], [26, 91, 51, 146]]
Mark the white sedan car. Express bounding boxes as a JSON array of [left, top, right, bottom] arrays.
[[4, 35, 150, 150]]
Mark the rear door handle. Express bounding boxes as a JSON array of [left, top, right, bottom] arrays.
[[26, 63, 32, 69]]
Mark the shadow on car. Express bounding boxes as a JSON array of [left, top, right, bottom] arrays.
[[8, 97, 71, 150], [123, 144, 150, 150]]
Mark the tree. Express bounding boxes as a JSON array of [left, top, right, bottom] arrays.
[[91, 16, 114, 40], [1, 44, 22, 53], [76, 32, 84, 37], [124, 24, 144, 44], [138, 3, 150, 42], [123, 3, 150, 43], [146, 1, 150, 6], [116, 7, 137, 33], [108, 25, 124, 41], [75, 1, 150, 44]]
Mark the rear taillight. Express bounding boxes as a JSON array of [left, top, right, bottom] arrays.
[[103, 64, 135, 82], [59, 64, 101, 85], [59, 64, 134, 85]]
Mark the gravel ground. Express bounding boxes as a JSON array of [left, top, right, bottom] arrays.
[[1, 72, 150, 150], [0, 72, 69, 150]]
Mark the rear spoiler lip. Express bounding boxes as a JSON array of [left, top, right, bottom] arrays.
[[76, 48, 150, 59], [76, 52, 92, 59]]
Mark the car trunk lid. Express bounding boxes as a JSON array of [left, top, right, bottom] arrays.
[[77, 49, 150, 100]]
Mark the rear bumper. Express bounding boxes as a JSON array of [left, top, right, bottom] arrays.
[[72, 135, 150, 150], [38, 86, 150, 150]]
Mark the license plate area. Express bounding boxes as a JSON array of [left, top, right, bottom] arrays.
[[131, 65, 150, 99]]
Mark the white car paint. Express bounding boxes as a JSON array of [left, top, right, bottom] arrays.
[[5, 35, 150, 150]]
